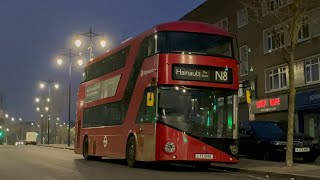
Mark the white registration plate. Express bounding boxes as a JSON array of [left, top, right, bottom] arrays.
[[295, 147, 310, 152], [195, 154, 214, 159]]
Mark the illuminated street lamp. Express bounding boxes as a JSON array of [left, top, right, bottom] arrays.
[[35, 97, 40, 103], [74, 28, 107, 61], [56, 49, 82, 147], [75, 39, 81, 47], [57, 58, 63, 65], [54, 83, 60, 89], [36, 107, 40, 112], [77, 59, 84, 66], [100, 40, 107, 48], [40, 83, 45, 89], [19, 118, 22, 121], [38, 80, 59, 145], [5, 114, 9, 118], [11, 117, 15, 121]]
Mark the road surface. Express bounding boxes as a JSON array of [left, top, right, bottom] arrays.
[[0, 145, 285, 180]]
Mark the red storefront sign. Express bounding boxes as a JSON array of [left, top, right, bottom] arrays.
[[251, 95, 288, 114]]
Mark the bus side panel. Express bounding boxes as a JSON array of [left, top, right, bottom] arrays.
[[155, 123, 239, 163], [75, 40, 141, 158], [74, 85, 86, 155], [80, 127, 127, 159]]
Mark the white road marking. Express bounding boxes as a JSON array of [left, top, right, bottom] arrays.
[[246, 175, 269, 180]]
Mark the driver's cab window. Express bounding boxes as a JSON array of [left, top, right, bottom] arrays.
[[136, 87, 156, 123]]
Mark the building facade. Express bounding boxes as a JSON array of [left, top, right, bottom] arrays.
[[181, 0, 320, 139]]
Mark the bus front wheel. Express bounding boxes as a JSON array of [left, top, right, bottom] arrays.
[[126, 136, 138, 168]]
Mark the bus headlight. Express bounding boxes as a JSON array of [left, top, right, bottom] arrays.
[[229, 145, 238, 155], [164, 142, 176, 153]]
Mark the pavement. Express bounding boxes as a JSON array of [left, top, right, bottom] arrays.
[[211, 159, 320, 180], [0, 145, 288, 180], [40, 144, 320, 179]]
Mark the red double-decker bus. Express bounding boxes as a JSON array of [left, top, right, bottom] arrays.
[[74, 21, 239, 167]]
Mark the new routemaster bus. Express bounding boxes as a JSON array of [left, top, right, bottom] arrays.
[[74, 21, 239, 167]]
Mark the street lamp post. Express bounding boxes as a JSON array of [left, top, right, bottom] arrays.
[[40, 114, 44, 144], [4, 114, 9, 144], [75, 27, 106, 61], [57, 49, 81, 147], [2, 112, 22, 145], [39, 80, 59, 145], [35, 96, 45, 144]]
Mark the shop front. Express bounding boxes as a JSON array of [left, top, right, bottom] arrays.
[[296, 90, 320, 139], [250, 94, 289, 125]]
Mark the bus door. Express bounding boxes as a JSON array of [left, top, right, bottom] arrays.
[[136, 87, 157, 161]]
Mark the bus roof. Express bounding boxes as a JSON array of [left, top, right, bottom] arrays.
[[154, 21, 231, 37], [85, 21, 231, 68]]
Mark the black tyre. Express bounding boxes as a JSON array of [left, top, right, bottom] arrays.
[[126, 136, 138, 168], [83, 137, 101, 161]]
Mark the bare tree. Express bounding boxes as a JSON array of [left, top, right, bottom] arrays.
[[240, 0, 320, 166]]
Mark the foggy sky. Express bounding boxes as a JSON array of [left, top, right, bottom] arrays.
[[0, 0, 204, 122]]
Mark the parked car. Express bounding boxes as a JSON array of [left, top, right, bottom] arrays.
[[239, 120, 320, 162]]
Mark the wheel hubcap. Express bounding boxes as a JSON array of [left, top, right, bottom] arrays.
[[128, 143, 134, 160]]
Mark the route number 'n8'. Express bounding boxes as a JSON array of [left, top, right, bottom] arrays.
[[215, 71, 228, 82]]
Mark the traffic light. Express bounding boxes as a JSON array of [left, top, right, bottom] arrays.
[[0, 131, 3, 138], [246, 90, 251, 104]]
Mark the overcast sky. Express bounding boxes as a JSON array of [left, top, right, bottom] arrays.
[[0, 0, 205, 122]]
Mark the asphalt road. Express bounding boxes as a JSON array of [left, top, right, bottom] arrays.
[[0, 145, 288, 180]]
